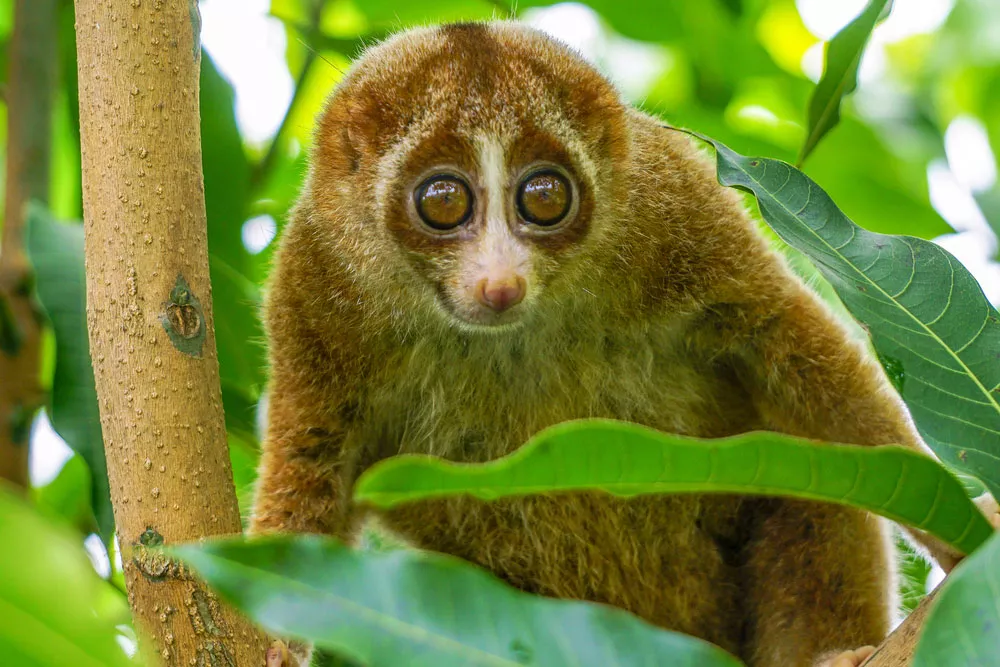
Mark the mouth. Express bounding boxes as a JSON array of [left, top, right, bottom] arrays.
[[433, 289, 526, 331]]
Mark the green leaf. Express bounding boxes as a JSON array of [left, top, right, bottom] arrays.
[[356, 420, 992, 556], [201, 54, 266, 404], [912, 530, 1000, 666], [52, 1, 83, 221], [686, 132, 1000, 502], [798, 0, 891, 164], [221, 378, 261, 444], [0, 0, 12, 41], [0, 486, 132, 667], [25, 205, 114, 540], [896, 536, 931, 616], [229, 431, 260, 525], [173, 535, 743, 667], [32, 454, 96, 535], [269, 0, 314, 25]]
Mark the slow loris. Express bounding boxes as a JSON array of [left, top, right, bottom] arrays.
[[252, 21, 973, 667]]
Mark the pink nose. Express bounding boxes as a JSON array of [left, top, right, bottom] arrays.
[[475, 276, 526, 312]]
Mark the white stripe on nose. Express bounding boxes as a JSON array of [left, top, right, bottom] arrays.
[[476, 137, 526, 267], [464, 136, 531, 307]]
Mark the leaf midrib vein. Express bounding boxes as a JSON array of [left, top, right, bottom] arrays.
[[204, 557, 521, 667]]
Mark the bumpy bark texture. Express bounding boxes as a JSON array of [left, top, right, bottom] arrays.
[[74, 0, 269, 664], [0, 0, 55, 489]]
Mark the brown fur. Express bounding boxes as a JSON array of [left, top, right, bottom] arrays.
[[250, 22, 940, 666]]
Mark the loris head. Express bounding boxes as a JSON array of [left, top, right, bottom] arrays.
[[307, 22, 630, 332]]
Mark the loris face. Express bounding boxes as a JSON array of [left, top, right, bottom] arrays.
[[398, 141, 582, 327], [310, 22, 629, 331]]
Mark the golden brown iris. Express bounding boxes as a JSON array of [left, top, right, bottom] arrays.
[[517, 170, 571, 226], [415, 176, 473, 230]]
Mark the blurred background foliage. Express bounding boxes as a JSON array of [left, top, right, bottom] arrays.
[[2, 0, 1000, 659]]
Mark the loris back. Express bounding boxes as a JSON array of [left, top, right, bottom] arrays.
[[252, 22, 930, 667]]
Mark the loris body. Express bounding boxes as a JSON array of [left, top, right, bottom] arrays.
[[252, 22, 936, 667]]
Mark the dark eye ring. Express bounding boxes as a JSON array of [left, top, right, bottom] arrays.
[[516, 169, 572, 227], [414, 175, 473, 231]]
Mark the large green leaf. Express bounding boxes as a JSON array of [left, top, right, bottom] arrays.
[[912, 530, 1000, 666], [174, 535, 742, 667], [687, 132, 1000, 501], [229, 431, 261, 525], [798, 0, 891, 164], [0, 486, 131, 667], [25, 205, 114, 540], [356, 420, 992, 556]]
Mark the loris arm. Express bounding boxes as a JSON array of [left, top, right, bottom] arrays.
[[728, 283, 985, 569], [250, 225, 366, 540], [250, 384, 364, 667], [715, 285, 940, 666], [734, 287, 920, 449], [249, 386, 361, 539]]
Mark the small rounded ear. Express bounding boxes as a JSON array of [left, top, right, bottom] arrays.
[[559, 75, 629, 163], [342, 97, 380, 167], [318, 84, 420, 181], [314, 96, 368, 179]]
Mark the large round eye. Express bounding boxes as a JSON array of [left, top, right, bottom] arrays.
[[517, 170, 571, 226], [415, 175, 473, 230]]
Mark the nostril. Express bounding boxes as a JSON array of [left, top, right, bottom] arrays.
[[477, 276, 526, 312]]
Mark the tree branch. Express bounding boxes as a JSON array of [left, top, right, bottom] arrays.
[[74, 0, 270, 662], [0, 0, 57, 489], [865, 587, 940, 666]]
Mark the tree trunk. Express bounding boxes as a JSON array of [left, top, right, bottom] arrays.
[[74, 1, 270, 664], [0, 0, 56, 489]]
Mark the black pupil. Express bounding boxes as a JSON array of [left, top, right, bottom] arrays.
[[518, 171, 570, 225], [417, 177, 470, 229]]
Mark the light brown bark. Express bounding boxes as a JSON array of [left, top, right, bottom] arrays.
[[0, 0, 56, 489], [74, 0, 270, 664], [864, 588, 939, 667]]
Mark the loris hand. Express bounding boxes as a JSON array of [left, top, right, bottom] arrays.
[[266, 641, 291, 667], [816, 646, 875, 667], [266, 640, 312, 667]]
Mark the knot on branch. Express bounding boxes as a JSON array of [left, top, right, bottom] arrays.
[[160, 274, 206, 357]]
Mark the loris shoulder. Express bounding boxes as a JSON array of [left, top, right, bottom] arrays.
[[254, 21, 941, 667]]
